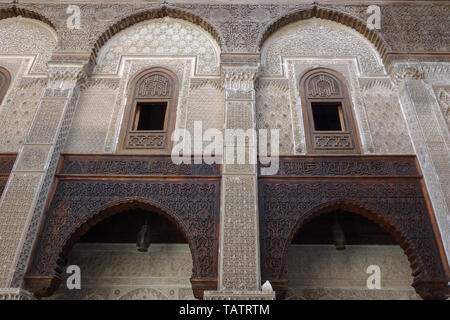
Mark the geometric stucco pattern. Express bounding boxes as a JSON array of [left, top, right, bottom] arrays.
[[0, 78, 45, 152], [261, 19, 385, 77], [0, 18, 56, 74], [361, 85, 414, 154], [0, 61, 86, 290], [64, 87, 118, 154], [256, 84, 293, 155], [1, 2, 449, 55], [94, 17, 220, 76]]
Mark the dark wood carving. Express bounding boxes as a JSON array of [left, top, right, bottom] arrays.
[[0, 153, 16, 196], [59, 155, 221, 176], [259, 155, 419, 177], [25, 156, 221, 299], [259, 156, 450, 300]]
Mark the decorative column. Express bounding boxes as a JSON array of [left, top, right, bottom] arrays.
[[0, 59, 87, 299], [393, 63, 450, 300], [204, 53, 274, 300]]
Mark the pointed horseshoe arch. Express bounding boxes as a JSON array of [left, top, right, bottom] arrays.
[[258, 5, 390, 62], [25, 178, 221, 299], [259, 174, 450, 300], [89, 5, 224, 66]]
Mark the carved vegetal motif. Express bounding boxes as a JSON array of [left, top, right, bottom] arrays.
[[26, 172, 220, 299], [258, 157, 450, 300]]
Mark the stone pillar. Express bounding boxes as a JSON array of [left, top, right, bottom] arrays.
[[0, 60, 87, 298], [204, 53, 274, 300], [393, 64, 450, 300]]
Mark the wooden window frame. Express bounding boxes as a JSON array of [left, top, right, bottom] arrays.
[[0, 67, 11, 106], [299, 68, 361, 154], [118, 68, 179, 154]]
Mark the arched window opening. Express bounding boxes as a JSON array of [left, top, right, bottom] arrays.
[[0, 67, 11, 106], [299, 68, 361, 154], [119, 68, 178, 153]]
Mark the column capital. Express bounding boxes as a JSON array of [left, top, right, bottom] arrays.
[[46, 61, 89, 89]]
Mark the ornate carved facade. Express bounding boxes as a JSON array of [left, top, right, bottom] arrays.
[[0, 0, 448, 301]]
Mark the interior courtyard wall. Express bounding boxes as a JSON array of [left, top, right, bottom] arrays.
[[0, 1, 448, 300], [286, 245, 419, 300], [46, 243, 195, 300]]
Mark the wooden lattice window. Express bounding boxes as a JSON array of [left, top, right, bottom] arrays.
[[118, 68, 178, 153], [0, 67, 11, 106], [299, 68, 361, 154]]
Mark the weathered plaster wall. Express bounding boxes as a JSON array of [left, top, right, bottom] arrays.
[[286, 245, 419, 300], [47, 243, 195, 300]]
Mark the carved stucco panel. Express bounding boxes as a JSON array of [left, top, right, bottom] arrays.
[[15, 145, 51, 172], [256, 84, 293, 155], [361, 86, 414, 154], [0, 59, 46, 153], [26, 99, 65, 145], [9, 84, 82, 288], [220, 175, 259, 291], [94, 17, 220, 76], [0, 17, 57, 74], [185, 84, 224, 154], [0, 173, 43, 287], [261, 18, 385, 77], [64, 87, 118, 154]]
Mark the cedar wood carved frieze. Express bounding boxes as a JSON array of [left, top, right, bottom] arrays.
[[59, 155, 221, 176], [258, 156, 450, 300], [259, 156, 419, 178], [25, 155, 221, 299]]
